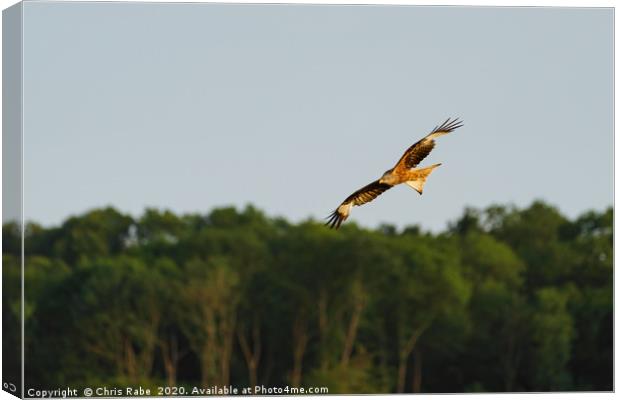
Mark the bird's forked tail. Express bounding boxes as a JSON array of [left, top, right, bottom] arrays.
[[404, 163, 442, 194]]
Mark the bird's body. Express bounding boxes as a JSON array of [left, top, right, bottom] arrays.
[[326, 118, 463, 229]]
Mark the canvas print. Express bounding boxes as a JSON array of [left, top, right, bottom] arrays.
[[2, 2, 613, 397]]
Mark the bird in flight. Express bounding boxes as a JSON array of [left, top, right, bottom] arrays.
[[326, 118, 463, 229]]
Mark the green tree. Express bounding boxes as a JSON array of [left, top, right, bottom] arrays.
[[529, 287, 574, 390], [9, 202, 613, 393], [178, 258, 240, 387], [51, 208, 134, 264]]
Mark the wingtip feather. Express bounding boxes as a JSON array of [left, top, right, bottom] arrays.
[[433, 117, 464, 133], [325, 209, 346, 230], [325, 210, 341, 229]]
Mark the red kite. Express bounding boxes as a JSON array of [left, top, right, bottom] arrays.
[[326, 118, 463, 229]]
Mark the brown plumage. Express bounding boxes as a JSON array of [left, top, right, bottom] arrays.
[[326, 118, 463, 229]]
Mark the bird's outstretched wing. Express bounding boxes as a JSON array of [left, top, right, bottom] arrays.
[[326, 180, 393, 229], [393, 118, 463, 172]]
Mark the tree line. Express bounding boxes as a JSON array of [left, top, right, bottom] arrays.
[[2, 200, 612, 393]]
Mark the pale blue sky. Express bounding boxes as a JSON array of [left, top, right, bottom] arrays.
[[21, 3, 613, 231]]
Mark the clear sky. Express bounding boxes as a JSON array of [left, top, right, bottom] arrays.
[[20, 3, 613, 231]]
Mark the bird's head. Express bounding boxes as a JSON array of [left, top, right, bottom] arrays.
[[379, 169, 397, 185]]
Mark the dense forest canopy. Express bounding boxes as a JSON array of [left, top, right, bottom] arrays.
[[3, 200, 612, 393]]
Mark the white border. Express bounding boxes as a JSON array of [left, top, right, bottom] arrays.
[[0, 1, 616, 400], [0, 0, 616, 6]]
